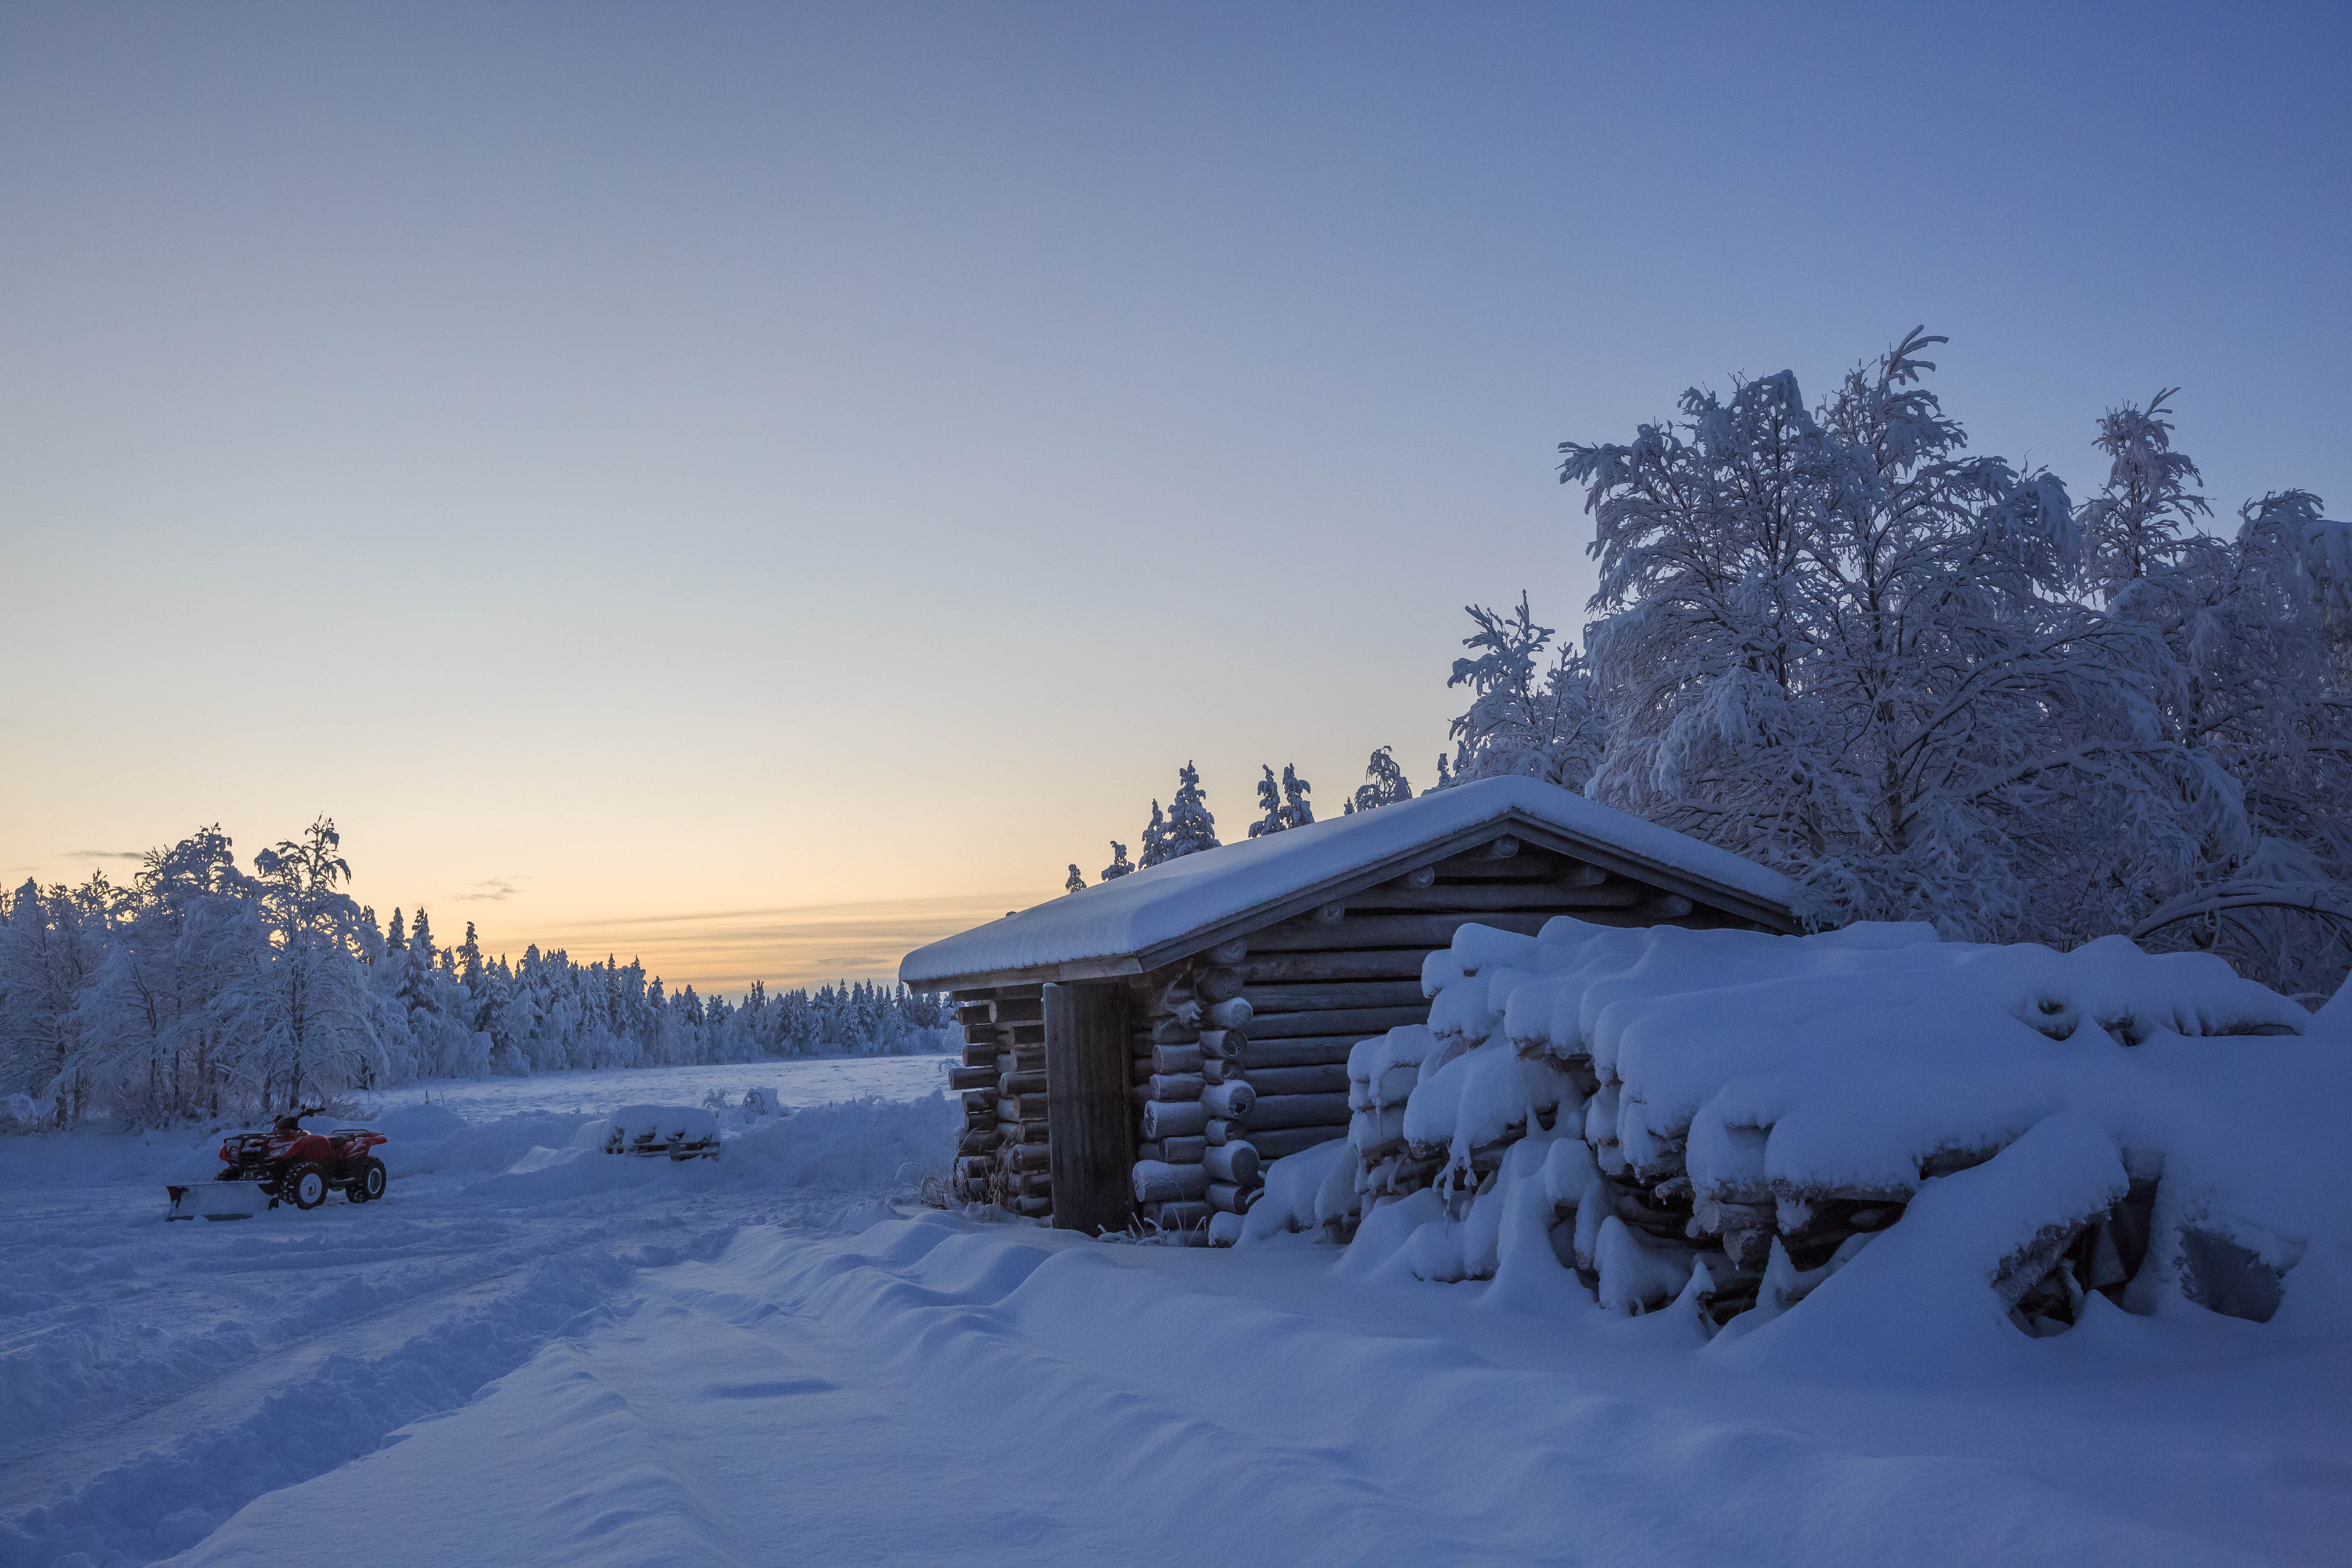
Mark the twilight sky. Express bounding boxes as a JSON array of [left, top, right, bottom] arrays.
[[4, 3, 2347, 992]]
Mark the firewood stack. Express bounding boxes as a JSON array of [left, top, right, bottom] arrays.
[[946, 984, 1050, 1219], [1526, 1031, 1931, 1323]]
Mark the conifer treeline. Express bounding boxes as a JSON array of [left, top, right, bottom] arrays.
[[0, 821, 951, 1126]]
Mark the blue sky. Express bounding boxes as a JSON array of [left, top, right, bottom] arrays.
[[4, 3, 2345, 989]]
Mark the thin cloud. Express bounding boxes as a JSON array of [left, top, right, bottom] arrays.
[[501, 890, 1045, 995], [70, 849, 146, 861], [453, 876, 526, 902]]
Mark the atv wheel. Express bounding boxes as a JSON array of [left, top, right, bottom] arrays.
[[349, 1157, 387, 1203], [289, 1163, 328, 1210]]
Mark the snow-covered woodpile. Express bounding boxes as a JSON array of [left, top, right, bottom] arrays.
[[902, 778, 1800, 1236], [1241, 917, 2344, 1336]]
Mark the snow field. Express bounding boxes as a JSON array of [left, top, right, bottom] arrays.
[[9, 1012, 2349, 1566], [189, 1211, 2351, 1566], [0, 1062, 957, 1568], [357, 1055, 953, 1122]]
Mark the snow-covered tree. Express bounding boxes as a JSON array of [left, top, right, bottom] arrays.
[[1534, 334, 2352, 990], [1565, 329, 2244, 945], [214, 817, 397, 1109], [1438, 594, 1606, 791], [1281, 765, 1314, 830], [1249, 764, 1315, 837], [2082, 389, 2211, 593], [1341, 747, 1414, 814], [1138, 803, 1170, 869], [1163, 763, 1220, 859], [55, 829, 255, 1122], [2092, 466, 2352, 993], [1099, 842, 1134, 881], [1064, 864, 1086, 895]]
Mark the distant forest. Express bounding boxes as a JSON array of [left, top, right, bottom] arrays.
[[1, 822, 951, 1127]]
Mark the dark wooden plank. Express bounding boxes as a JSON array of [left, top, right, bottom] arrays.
[[1428, 849, 1561, 880], [1248, 1003, 1430, 1039], [1244, 1092, 1354, 1129], [1245, 1035, 1371, 1068], [1244, 1063, 1351, 1095], [1043, 980, 1136, 1236], [1247, 913, 1550, 952], [1239, 948, 1430, 984], [1245, 979, 1428, 1014], [1345, 882, 1641, 913]]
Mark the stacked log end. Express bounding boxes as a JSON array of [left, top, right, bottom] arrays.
[[948, 984, 1050, 1219]]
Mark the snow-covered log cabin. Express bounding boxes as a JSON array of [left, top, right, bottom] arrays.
[[900, 776, 1801, 1235]]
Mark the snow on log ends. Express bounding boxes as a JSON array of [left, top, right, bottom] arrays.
[[1250, 915, 2352, 1345]]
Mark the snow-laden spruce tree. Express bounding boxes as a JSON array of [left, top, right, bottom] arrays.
[[1137, 803, 1170, 869], [1341, 747, 1414, 814], [1163, 763, 1220, 859], [1249, 764, 1315, 837], [1099, 842, 1134, 881], [1566, 329, 2245, 944], [1434, 593, 1606, 791], [1064, 864, 1086, 895], [1281, 765, 1314, 829]]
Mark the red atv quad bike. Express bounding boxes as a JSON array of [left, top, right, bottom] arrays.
[[215, 1109, 392, 1209]]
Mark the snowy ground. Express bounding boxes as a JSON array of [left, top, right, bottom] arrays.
[[360, 1055, 954, 1120], [4, 1056, 2348, 1567]]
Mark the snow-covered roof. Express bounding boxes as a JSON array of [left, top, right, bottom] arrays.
[[901, 777, 1802, 989]]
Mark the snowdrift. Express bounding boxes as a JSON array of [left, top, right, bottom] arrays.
[[1244, 918, 2351, 1351]]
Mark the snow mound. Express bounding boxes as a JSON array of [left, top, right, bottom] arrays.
[[724, 1093, 960, 1194]]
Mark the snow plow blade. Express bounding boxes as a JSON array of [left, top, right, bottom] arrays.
[[167, 1182, 270, 1221]]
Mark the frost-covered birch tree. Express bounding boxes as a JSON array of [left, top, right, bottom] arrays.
[[1564, 330, 2257, 947]]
